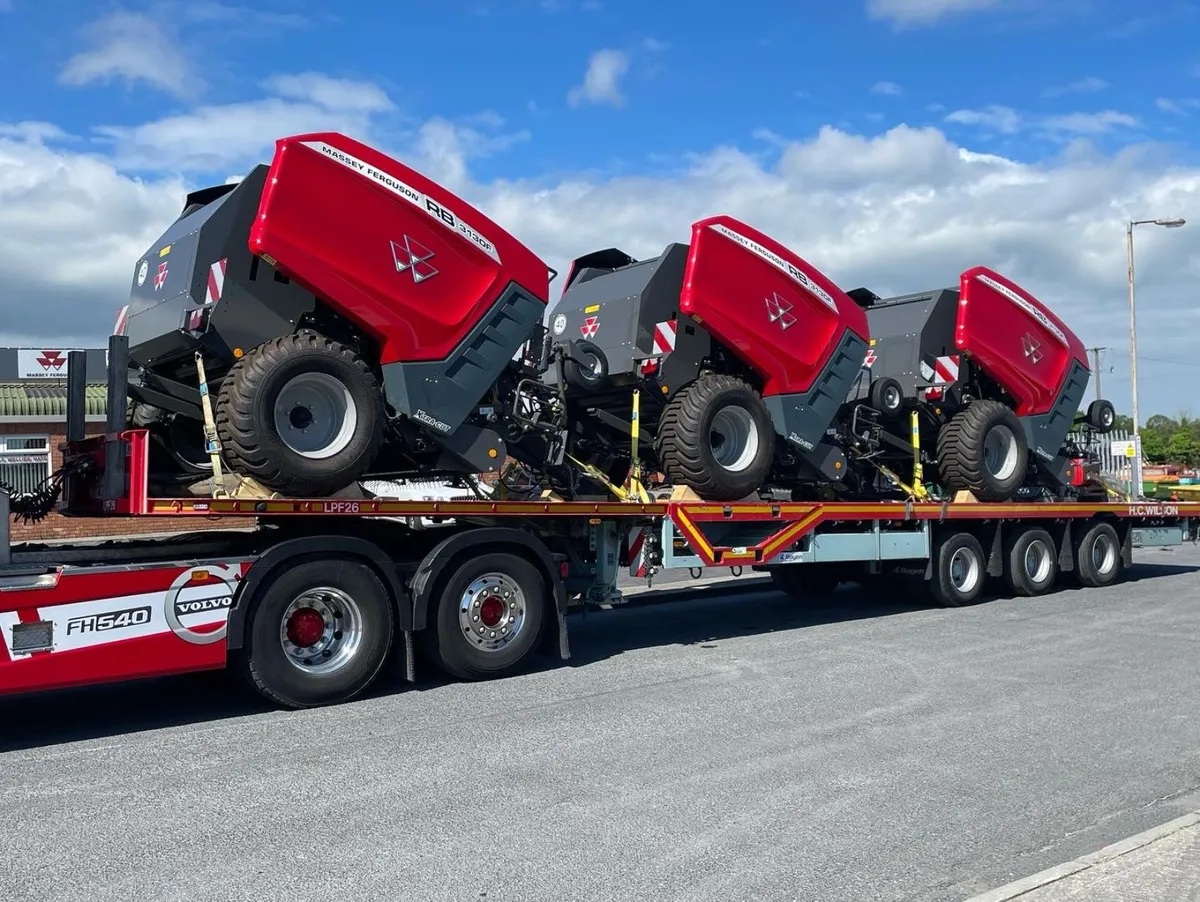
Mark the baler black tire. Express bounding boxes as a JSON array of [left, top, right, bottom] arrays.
[[1086, 399, 1116, 433], [215, 330, 385, 497], [936, 400, 1028, 502], [869, 376, 904, 420], [564, 340, 609, 391], [656, 374, 774, 501]]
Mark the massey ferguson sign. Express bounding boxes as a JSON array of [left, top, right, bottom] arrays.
[[17, 349, 84, 380]]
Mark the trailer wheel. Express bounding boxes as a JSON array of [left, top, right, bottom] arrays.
[[1003, 526, 1058, 597], [215, 330, 386, 496], [928, 531, 987, 607], [426, 553, 548, 681], [656, 373, 774, 501], [936, 399, 1028, 502], [1073, 521, 1122, 588], [239, 558, 395, 709], [769, 563, 841, 599]]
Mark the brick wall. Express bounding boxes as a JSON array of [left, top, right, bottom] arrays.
[[2, 422, 233, 543]]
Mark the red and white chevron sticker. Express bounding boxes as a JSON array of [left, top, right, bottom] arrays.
[[652, 319, 677, 355], [204, 258, 227, 306], [932, 355, 959, 385], [628, 526, 647, 578]]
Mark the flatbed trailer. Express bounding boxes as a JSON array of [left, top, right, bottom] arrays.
[[0, 339, 1194, 709]]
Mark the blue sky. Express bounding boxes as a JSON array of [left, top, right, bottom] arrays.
[[0, 0, 1197, 416]]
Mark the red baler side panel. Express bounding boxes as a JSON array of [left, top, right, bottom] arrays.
[[956, 266, 1090, 417], [679, 216, 869, 396], [249, 132, 551, 364]]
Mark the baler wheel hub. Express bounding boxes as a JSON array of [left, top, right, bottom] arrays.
[[983, 425, 1020, 481], [709, 406, 760, 473]]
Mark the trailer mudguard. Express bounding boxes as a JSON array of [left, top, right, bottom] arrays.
[[409, 527, 568, 658]]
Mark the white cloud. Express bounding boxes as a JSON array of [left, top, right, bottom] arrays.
[[59, 11, 199, 100], [567, 49, 630, 107], [945, 105, 1140, 136], [945, 105, 1024, 134], [1043, 76, 1108, 97], [865, 0, 1003, 26], [1157, 97, 1186, 115], [871, 81, 903, 96], [2, 91, 1199, 416], [93, 73, 396, 172]]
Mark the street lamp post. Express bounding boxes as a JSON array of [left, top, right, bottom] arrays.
[[1126, 216, 1186, 498]]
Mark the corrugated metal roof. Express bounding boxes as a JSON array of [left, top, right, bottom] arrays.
[[0, 383, 108, 418]]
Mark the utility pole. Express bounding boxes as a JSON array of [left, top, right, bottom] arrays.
[[1087, 346, 1106, 403]]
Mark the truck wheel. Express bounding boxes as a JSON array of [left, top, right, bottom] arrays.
[[239, 558, 395, 709], [425, 552, 548, 681], [656, 373, 774, 501], [1073, 520, 1122, 588], [769, 563, 841, 598], [215, 331, 386, 496], [1003, 526, 1058, 597], [928, 531, 987, 607], [936, 400, 1028, 502]]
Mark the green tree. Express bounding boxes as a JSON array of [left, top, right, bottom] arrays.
[[1146, 414, 1178, 434], [1167, 430, 1200, 466], [1142, 429, 1168, 464]]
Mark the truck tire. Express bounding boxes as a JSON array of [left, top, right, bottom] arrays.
[[1003, 526, 1058, 597], [238, 557, 395, 709], [424, 552, 548, 681], [936, 400, 1028, 502], [769, 563, 841, 598], [215, 331, 386, 496], [1072, 520, 1121, 588], [656, 374, 774, 501], [928, 530, 987, 607]]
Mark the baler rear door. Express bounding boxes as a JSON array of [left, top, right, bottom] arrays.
[[679, 216, 868, 397], [956, 266, 1089, 417]]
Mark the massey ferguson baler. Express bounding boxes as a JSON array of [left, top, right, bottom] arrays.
[[544, 216, 871, 500], [122, 132, 555, 497]]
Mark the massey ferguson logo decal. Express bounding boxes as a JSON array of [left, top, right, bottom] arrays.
[[1022, 333, 1043, 364], [154, 261, 169, 290], [35, 350, 67, 372], [391, 234, 438, 284], [765, 292, 797, 330], [580, 316, 599, 339]]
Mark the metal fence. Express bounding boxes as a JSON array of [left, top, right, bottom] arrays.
[[1068, 428, 1135, 476]]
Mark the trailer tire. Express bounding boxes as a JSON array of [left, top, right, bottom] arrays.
[[215, 330, 386, 497], [928, 531, 987, 607], [425, 553, 548, 681], [769, 563, 841, 598], [1003, 526, 1058, 597], [239, 558, 395, 709], [1073, 521, 1122, 588], [656, 374, 774, 501], [936, 400, 1028, 502], [1086, 399, 1116, 433]]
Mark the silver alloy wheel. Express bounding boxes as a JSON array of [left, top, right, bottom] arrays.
[[708, 406, 760, 472], [1091, 532, 1118, 575], [948, 546, 981, 594], [459, 573, 527, 652], [1023, 538, 1053, 584], [273, 372, 358, 459], [983, 425, 1020, 481], [883, 384, 902, 412], [279, 587, 364, 675]]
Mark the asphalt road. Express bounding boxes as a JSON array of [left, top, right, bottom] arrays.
[[4, 545, 1200, 902]]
